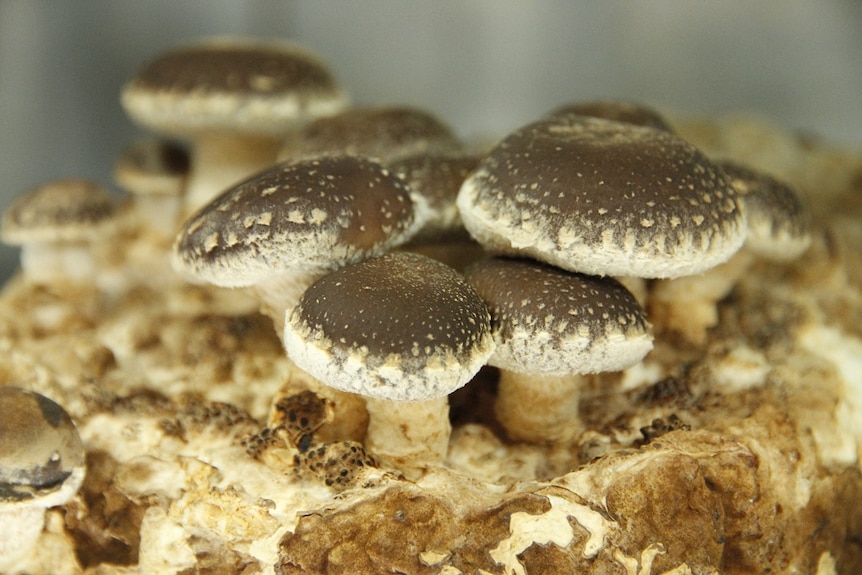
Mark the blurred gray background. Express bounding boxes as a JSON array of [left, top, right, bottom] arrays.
[[1, 0, 861, 282]]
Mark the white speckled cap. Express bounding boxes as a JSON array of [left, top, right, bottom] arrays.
[[172, 155, 427, 287], [121, 37, 348, 137], [457, 115, 747, 279], [1, 179, 118, 245], [284, 252, 494, 402], [464, 257, 653, 376], [718, 160, 812, 261]]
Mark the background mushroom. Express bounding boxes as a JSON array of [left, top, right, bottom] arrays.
[[1, 179, 119, 286], [546, 99, 675, 133], [276, 105, 463, 164], [283, 251, 494, 473], [0, 387, 86, 572], [121, 37, 348, 217], [463, 257, 653, 442], [113, 138, 190, 242]]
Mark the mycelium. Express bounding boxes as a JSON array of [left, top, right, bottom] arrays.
[[283, 251, 494, 473], [456, 114, 747, 280], [121, 37, 348, 217], [464, 256, 653, 442], [0, 387, 86, 572], [650, 159, 812, 343]]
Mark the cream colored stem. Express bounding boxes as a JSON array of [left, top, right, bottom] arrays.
[[183, 133, 282, 217], [364, 396, 451, 476], [650, 249, 756, 344], [495, 371, 584, 443]]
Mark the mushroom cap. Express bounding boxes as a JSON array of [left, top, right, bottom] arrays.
[[121, 37, 348, 137], [284, 252, 495, 402], [388, 152, 480, 238], [1, 179, 118, 245], [464, 257, 653, 376], [457, 115, 746, 278], [277, 105, 462, 164], [547, 99, 675, 133], [173, 155, 426, 287], [0, 387, 85, 508], [719, 160, 812, 260], [113, 139, 190, 197]]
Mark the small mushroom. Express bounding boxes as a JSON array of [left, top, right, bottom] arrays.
[[650, 160, 812, 343], [547, 99, 675, 133], [1, 179, 118, 284], [464, 257, 653, 443], [277, 105, 462, 164], [121, 37, 348, 216], [172, 155, 427, 333], [0, 387, 86, 571], [283, 251, 494, 473], [113, 138, 190, 240], [457, 114, 746, 279]]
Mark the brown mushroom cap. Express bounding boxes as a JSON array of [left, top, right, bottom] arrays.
[[172, 155, 425, 287], [464, 257, 653, 375], [0, 387, 85, 507], [277, 105, 462, 164], [121, 38, 348, 137], [389, 152, 480, 238], [284, 252, 494, 402], [547, 99, 675, 133], [1, 179, 117, 245], [718, 160, 811, 260], [457, 115, 746, 278]]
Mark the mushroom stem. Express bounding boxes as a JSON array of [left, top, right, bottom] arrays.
[[649, 249, 757, 344], [135, 193, 184, 240], [0, 505, 46, 570], [495, 371, 584, 443], [20, 242, 98, 284], [363, 396, 451, 476], [255, 270, 321, 336], [184, 133, 281, 217]]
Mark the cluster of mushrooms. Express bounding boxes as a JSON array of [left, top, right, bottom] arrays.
[[0, 37, 813, 564]]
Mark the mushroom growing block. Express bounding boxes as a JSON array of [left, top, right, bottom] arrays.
[[284, 251, 495, 473], [121, 37, 348, 216]]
